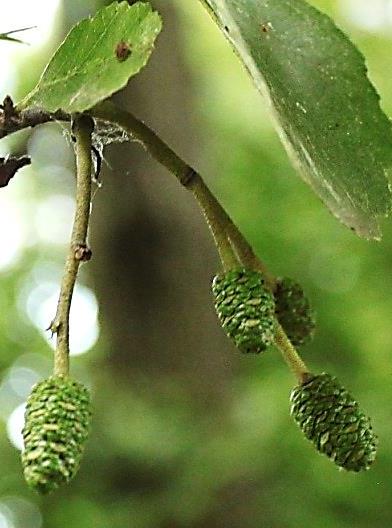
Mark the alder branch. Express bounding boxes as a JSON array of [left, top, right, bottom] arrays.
[[91, 101, 276, 285], [0, 96, 69, 139], [90, 101, 308, 382], [0, 97, 310, 381], [50, 114, 94, 377]]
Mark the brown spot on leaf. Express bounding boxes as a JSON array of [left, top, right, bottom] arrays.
[[115, 41, 132, 62], [260, 22, 272, 34]]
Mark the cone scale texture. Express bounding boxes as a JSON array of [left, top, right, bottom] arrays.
[[212, 268, 276, 353], [290, 373, 377, 471], [275, 277, 315, 346], [22, 376, 91, 494]]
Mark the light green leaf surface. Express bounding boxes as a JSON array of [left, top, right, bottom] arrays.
[[200, 0, 392, 239], [19, 2, 161, 114]]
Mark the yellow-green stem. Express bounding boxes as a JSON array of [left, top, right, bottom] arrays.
[[91, 102, 269, 273], [51, 115, 94, 377], [188, 174, 239, 270], [274, 324, 310, 383], [226, 224, 275, 289], [90, 102, 310, 381]]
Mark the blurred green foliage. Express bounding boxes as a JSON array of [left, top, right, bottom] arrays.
[[1, 1, 392, 527]]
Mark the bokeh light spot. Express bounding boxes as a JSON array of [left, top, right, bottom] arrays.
[[34, 194, 75, 245], [0, 497, 42, 528], [0, 0, 62, 96], [25, 281, 99, 356], [0, 197, 26, 271], [308, 246, 361, 294], [6, 403, 25, 451], [339, 0, 392, 33], [8, 367, 40, 399], [0, 506, 13, 528]]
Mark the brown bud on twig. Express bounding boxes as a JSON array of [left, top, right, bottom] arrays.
[[74, 244, 92, 262]]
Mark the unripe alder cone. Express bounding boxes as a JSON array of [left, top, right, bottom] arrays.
[[274, 277, 315, 346], [290, 373, 377, 471], [212, 268, 276, 353], [22, 376, 91, 494]]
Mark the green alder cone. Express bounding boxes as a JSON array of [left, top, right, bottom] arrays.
[[212, 268, 276, 353], [22, 376, 91, 494], [290, 373, 377, 471], [275, 277, 315, 346]]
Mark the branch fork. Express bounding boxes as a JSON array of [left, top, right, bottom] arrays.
[[1, 98, 310, 382]]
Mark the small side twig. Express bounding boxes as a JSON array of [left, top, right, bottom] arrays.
[[0, 26, 37, 44], [50, 114, 94, 377], [0, 96, 70, 139]]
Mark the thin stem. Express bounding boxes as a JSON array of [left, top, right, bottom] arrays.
[[188, 174, 239, 270], [226, 223, 275, 289], [91, 102, 272, 275], [1, 98, 312, 382], [0, 95, 69, 140], [274, 324, 310, 383], [92, 101, 240, 270], [51, 115, 94, 377], [90, 102, 309, 382]]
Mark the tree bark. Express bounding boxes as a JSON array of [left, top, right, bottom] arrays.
[[91, 0, 234, 402]]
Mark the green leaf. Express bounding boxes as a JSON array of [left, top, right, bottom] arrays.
[[200, 0, 392, 239], [18, 1, 161, 114]]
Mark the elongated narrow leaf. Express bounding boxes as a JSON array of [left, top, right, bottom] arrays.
[[200, 0, 392, 239], [19, 2, 161, 114], [0, 26, 35, 44]]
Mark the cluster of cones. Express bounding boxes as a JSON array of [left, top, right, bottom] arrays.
[[19, 267, 377, 496], [212, 267, 377, 472]]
